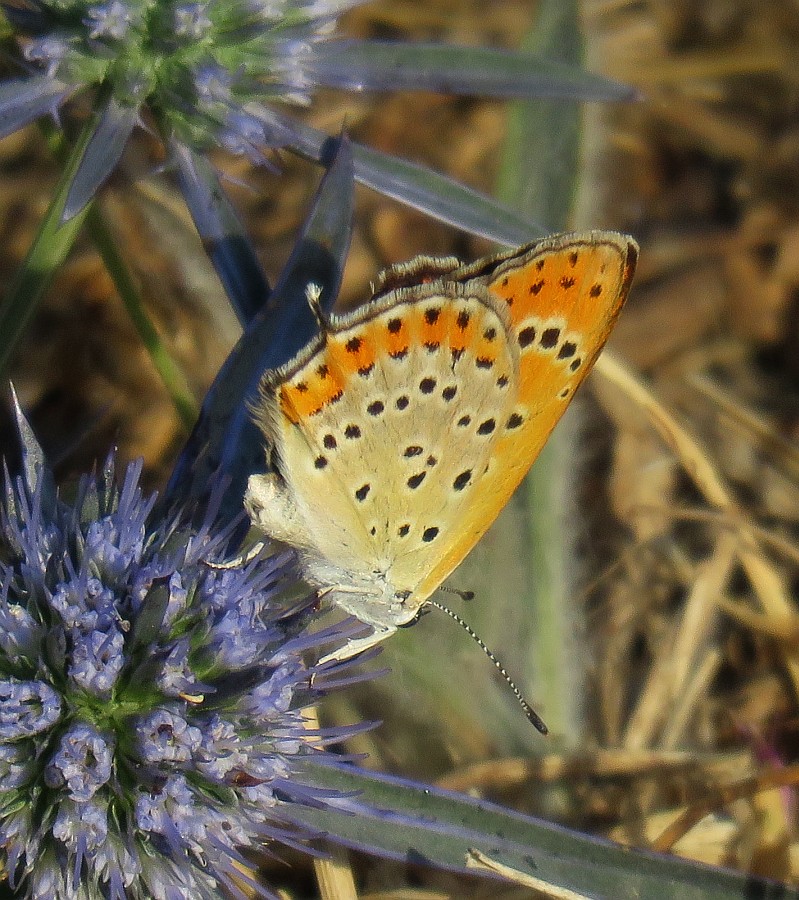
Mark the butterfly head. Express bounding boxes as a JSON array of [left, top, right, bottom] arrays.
[[304, 557, 423, 629]]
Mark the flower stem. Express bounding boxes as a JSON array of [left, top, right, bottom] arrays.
[[0, 116, 96, 376], [0, 106, 198, 425], [84, 203, 199, 428], [495, 0, 585, 746]]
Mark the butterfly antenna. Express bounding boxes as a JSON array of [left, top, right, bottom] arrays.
[[427, 599, 548, 735], [440, 585, 475, 602]]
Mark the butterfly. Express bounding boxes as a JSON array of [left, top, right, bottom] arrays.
[[245, 231, 638, 663]]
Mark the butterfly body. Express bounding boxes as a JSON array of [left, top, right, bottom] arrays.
[[246, 231, 638, 661]]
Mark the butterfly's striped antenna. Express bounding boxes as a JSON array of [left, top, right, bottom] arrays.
[[440, 585, 475, 602], [427, 599, 548, 735]]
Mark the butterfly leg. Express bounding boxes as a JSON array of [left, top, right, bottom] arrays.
[[203, 541, 266, 570], [317, 622, 397, 666]]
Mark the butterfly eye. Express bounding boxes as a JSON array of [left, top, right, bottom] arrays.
[[394, 590, 411, 602], [401, 606, 430, 624]]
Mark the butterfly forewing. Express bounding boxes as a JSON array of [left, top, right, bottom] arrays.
[[414, 233, 637, 600]]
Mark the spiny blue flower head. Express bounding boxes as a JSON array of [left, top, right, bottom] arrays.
[[6, 0, 365, 158], [0, 450, 370, 899]]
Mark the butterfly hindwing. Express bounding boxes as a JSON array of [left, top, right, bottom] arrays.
[[250, 282, 518, 607]]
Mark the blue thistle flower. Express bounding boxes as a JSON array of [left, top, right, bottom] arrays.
[[2, 0, 369, 217], [0, 442, 373, 899], [0, 0, 631, 233]]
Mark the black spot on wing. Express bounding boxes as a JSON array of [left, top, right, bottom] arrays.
[[540, 327, 560, 348], [453, 470, 472, 491], [407, 472, 426, 489]]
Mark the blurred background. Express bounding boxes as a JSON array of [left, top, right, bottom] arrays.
[[3, 0, 799, 895]]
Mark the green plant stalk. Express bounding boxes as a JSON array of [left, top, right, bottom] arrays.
[[496, 0, 584, 744], [0, 109, 198, 429], [85, 204, 198, 428], [0, 118, 97, 376]]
